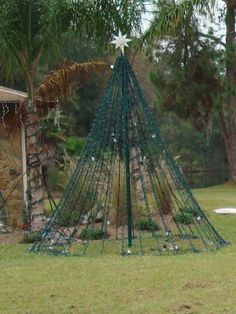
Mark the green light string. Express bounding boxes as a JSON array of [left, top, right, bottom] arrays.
[[30, 55, 227, 256]]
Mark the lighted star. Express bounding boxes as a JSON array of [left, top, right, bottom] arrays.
[[110, 32, 132, 54]]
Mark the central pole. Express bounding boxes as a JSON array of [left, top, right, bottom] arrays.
[[122, 56, 133, 248]]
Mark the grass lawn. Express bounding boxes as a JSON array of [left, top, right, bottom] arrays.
[[0, 184, 236, 313]]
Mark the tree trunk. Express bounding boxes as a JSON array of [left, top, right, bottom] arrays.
[[220, 115, 236, 181], [25, 74, 45, 231], [224, 133, 236, 181]]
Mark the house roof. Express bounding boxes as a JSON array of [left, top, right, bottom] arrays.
[[0, 86, 58, 120], [0, 86, 27, 103]]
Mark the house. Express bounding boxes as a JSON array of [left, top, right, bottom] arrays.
[[0, 86, 27, 227], [0, 85, 59, 230]]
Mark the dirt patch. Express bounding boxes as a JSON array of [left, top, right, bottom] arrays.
[[174, 304, 193, 314], [175, 302, 204, 314], [183, 281, 210, 289], [0, 230, 24, 244], [179, 304, 192, 310]]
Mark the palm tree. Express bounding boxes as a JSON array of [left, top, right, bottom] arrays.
[[145, 0, 236, 181], [0, 0, 145, 230]]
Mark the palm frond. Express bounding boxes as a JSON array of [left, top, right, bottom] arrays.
[[0, 0, 144, 81], [0, 0, 60, 73], [68, 0, 145, 41], [37, 60, 109, 99], [143, 0, 216, 43]]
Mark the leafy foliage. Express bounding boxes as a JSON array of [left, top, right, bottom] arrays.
[[180, 206, 199, 217], [65, 137, 85, 155], [145, 0, 236, 181], [159, 112, 228, 183], [174, 211, 194, 225], [135, 218, 159, 231], [148, 18, 220, 129], [20, 232, 42, 243], [0, 0, 144, 81], [173, 205, 201, 225], [143, 0, 216, 43], [79, 227, 108, 240], [57, 211, 81, 227]]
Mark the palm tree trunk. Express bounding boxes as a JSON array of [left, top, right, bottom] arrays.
[[25, 74, 45, 231]]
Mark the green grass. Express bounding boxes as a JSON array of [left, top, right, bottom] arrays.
[[1, 184, 236, 313], [193, 184, 236, 245]]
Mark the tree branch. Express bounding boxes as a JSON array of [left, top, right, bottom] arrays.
[[197, 32, 226, 48]]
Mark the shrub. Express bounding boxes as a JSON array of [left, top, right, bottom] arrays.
[[174, 211, 194, 225], [79, 227, 108, 240], [20, 232, 42, 244], [135, 218, 159, 231], [181, 206, 199, 217], [57, 211, 81, 227], [47, 167, 67, 192], [65, 136, 85, 155], [47, 153, 78, 192]]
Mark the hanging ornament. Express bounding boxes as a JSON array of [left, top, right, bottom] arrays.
[[5, 103, 9, 115], [2, 103, 7, 127], [54, 104, 62, 129]]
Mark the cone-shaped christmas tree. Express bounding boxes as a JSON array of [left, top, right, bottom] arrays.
[[30, 37, 227, 256]]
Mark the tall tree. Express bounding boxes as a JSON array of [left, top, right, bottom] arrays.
[[0, 0, 145, 230], [145, 0, 236, 181]]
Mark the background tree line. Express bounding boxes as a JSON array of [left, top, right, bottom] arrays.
[[144, 0, 236, 183], [0, 0, 233, 192]]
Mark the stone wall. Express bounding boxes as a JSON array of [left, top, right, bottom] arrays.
[[0, 114, 24, 227]]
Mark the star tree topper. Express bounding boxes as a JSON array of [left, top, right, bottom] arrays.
[[110, 32, 132, 55]]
